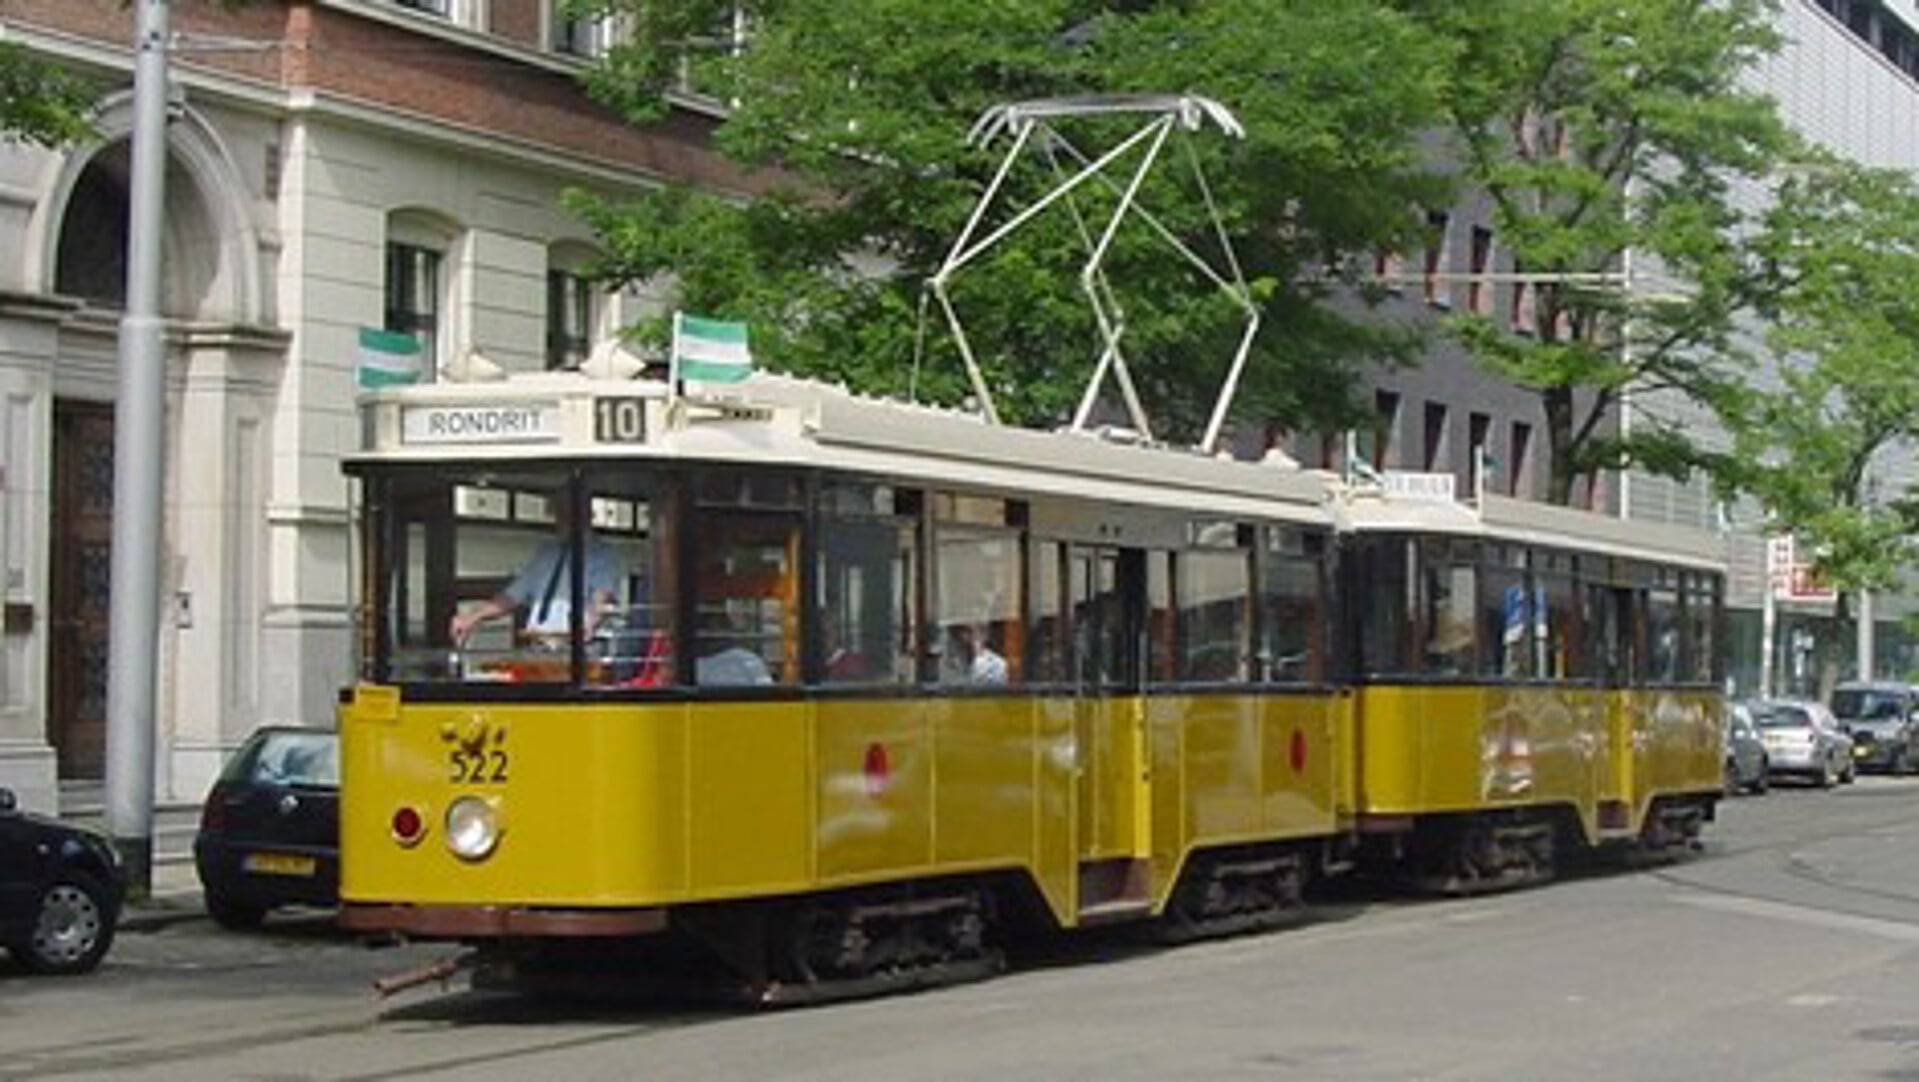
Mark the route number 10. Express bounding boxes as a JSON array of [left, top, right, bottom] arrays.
[[594, 398, 647, 443]]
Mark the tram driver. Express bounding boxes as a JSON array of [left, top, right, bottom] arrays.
[[449, 497, 627, 649]]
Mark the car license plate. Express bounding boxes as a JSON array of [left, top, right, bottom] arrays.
[[242, 851, 316, 877]]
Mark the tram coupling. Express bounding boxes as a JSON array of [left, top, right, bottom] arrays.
[[372, 949, 479, 998]]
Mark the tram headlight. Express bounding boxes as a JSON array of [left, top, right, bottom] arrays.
[[445, 796, 501, 861]]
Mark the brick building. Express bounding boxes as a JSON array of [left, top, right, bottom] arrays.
[[0, 0, 761, 810]]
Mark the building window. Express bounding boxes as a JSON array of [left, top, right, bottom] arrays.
[[1848, 0, 1876, 43], [1467, 412, 1491, 499], [552, 6, 613, 57], [1373, 390, 1400, 469], [1468, 226, 1493, 316], [385, 242, 442, 379], [546, 269, 596, 370], [1423, 402, 1448, 472], [1422, 211, 1450, 307], [394, 0, 449, 15], [1511, 263, 1536, 334], [1509, 421, 1533, 497]]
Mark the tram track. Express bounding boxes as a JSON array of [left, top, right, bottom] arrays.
[[1644, 786, 1919, 931]]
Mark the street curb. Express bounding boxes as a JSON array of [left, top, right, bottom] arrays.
[[118, 896, 206, 932]]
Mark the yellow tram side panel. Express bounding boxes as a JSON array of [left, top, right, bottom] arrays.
[[1355, 685, 1613, 841], [1144, 692, 1343, 911], [1614, 688, 1723, 830], [341, 686, 1345, 931], [340, 689, 1079, 922]]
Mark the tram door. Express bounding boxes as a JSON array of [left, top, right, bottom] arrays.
[[1070, 545, 1150, 913]]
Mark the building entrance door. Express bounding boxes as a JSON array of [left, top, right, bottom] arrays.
[[47, 400, 114, 780]]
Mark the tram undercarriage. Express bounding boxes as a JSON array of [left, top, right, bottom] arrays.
[[1354, 794, 1718, 897]]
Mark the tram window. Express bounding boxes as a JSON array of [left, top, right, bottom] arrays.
[[932, 492, 1011, 527], [1259, 530, 1323, 684], [374, 468, 648, 685], [1148, 553, 1175, 684], [1030, 541, 1067, 684], [1178, 549, 1250, 683], [934, 523, 1022, 686], [1584, 584, 1627, 685], [1646, 585, 1682, 683], [697, 469, 803, 510], [816, 483, 917, 686], [580, 470, 675, 688], [1072, 548, 1128, 689], [695, 511, 799, 686], [1538, 571, 1579, 679], [1684, 573, 1718, 683], [1481, 563, 1535, 680], [1359, 537, 1414, 675], [1420, 545, 1476, 677]]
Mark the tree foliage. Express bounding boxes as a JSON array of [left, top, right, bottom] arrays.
[[568, 0, 1451, 443], [0, 41, 96, 147], [1401, 0, 1785, 504], [1726, 157, 1919, 675]]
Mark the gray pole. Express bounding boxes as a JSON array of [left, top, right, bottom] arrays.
[[1857, 589, 1874, 683], [106, 0, 172, 896]]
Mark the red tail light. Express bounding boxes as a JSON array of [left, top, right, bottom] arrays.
[[391, 805, 424, 846]]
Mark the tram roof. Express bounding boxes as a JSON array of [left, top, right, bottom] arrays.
[[1338, 487, 1727, 572], [350, 372, 1336, 525]]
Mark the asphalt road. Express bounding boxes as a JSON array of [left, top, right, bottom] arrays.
[[5, 778, 1919, 1081]]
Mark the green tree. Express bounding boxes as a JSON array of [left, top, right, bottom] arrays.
[[1402, 0, 1785, 504], [568, 0, 1449, 443], [0, 41, 95, 146], [1729, 158, 1919, 696]]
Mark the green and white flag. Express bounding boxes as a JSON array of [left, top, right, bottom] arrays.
[[358, 327, 424, 389], [671, 313, 753, 384]]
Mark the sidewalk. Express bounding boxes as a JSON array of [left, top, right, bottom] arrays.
[[119, 859, 206, 931]]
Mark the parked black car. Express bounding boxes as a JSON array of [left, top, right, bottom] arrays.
[[0, 786, 124, 974], [1830, 681, 1919, 775], [193, 727, 339, 929]]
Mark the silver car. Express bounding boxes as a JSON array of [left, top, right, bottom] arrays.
[[1752, 699, 1855, 788]]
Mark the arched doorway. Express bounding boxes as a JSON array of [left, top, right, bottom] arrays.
[[43, 137, 228, 780]]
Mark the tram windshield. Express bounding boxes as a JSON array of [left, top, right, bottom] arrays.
[[363, 465, 675, 687]]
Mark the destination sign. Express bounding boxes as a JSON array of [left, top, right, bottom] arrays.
[[401, 402, 561, 445], [1380, 470, 1457, 503]]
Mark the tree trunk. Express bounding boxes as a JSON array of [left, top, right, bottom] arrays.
[[1817, 591, 1852, 705], [1543, 385, 1577, 506]]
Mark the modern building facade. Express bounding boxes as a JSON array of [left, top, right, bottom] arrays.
[[1625, 0, 1919, 695], [1292, 0, 1919, 699], [0, 0, 760, 811]]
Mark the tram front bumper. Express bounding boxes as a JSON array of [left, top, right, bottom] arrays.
[[339, 902, 668, 938]]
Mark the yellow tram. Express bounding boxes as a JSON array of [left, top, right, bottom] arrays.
[[337, 373, 1724, 1000], [1338, 489, 1724, 891]]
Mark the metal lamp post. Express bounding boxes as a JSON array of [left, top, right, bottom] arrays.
[[105, 0, 172, 896]]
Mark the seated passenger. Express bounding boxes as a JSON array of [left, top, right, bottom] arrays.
[[822, 610, 870, 681], [951, 623, 1007, 686], [694, 609, 774, 686]]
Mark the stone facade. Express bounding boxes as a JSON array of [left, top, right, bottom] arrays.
[[0, 0, 759, 810]]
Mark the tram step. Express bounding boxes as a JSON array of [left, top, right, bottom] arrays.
[[1076, 898, 1155, 926]]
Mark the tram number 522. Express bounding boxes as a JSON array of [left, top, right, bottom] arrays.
[[450, 745, 508, 784], [595, 397, 647, 444]]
